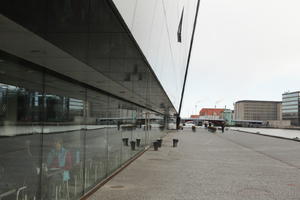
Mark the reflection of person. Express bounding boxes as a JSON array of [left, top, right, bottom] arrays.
[[47, 138, 72, 181], [46, 138, 72, 199]]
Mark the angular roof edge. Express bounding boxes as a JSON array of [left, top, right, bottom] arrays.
[[235, 100, 282, 104]]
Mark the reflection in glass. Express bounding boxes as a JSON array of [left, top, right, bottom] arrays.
[[0, 9, 172, 194], [42, 75, 85, 200], [84, 90, 108, 191], [0, 55, 171, 200], [107, 98, 122, 175], [0, 63, 42, 200]]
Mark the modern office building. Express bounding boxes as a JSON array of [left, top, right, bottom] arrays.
[[0, 1, 199, 199], [234, 100, 282, 121], [282, 92, 300, 126]]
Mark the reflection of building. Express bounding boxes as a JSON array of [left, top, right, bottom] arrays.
[[234, 100, 282, 121], [199, 108, 225, 120], [282, 92, 300, 126], [0, 1, 199, 199]]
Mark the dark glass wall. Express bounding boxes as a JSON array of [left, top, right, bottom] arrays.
[[0, 58, 43, 200], [0, 52, 169, 200], [0, 0, 176, 115], [0, 0, 177, 199]]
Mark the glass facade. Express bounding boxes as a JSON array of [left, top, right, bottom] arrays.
[[112, 0, 199, 109], [282, 92, 300, 126], [0, 51, 169, 199], [0, 0, 195, 199], [0, 0, 179, 116]]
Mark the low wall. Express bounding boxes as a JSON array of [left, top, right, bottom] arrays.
[[268, 120, 291, 128]]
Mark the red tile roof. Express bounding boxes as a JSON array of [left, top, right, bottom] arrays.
[[199, 108, 225, 116], [190, 115, 200, 118]]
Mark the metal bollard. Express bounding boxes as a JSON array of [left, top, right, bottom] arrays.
[[157, 139, 163, 147], [136, 139, 141, 147], [153, 141, 159, 151], [173, 139, 179, 147], [122, 138, 129, 146], [130, 141, 136, 151], [192, 126, 196, 132]]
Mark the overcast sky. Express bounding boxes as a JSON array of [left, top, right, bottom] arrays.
[[181, 0, 300, 117]]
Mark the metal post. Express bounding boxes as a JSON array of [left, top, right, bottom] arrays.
[[178, 0, 202, 119]]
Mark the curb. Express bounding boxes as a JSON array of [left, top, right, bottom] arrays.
[[233, 130, 300, 143]]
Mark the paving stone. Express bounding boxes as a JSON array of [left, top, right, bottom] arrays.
[[88, 128, 300, 200]]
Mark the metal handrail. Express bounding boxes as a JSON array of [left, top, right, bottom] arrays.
[[16, 186, 26, 200], [0, 188, 17, 200]]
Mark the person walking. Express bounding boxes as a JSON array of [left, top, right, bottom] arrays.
[[221, 123, 225, 133]]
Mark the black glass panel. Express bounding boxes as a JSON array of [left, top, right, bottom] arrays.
[[0, 54, 42, 200]]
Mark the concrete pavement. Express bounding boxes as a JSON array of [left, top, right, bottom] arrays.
[[88, 128, 300, 200]]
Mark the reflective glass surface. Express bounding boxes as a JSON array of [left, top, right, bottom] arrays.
[[0, 60, 42, 200], [112, 0, 199, 109], [282, 97, 299, 102], [0, 0, 177, 115], [0, 51, 172, 199], [282, 93, 300, 98], [41, 75, 86, 199], [0, 0, 183, 198]]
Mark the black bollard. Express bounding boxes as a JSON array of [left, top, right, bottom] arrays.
[[130, 141, 136, 151], [153, 141, 159, 151], [136, 139, 141, 147], [157, 139, 162, 147], [173, 139, 179, 147], [192, 126, 196, 132], [208, 126, 217, 133], [122, 138, 129, 146]]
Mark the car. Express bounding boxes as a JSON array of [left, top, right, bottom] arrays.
[[183, 121, 194, 127]]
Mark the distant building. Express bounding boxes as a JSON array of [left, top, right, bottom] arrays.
[[282, 92, 300, 126], [199, 108, 225, 120], [234, 100, 282, 121], [190, 115, 200, 119], [221, 109, 234, 125]]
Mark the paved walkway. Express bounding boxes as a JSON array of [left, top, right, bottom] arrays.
[[88, 128, 300, 200]]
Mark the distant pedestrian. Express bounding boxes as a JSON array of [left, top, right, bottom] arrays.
[[221, 123, 225, 133]]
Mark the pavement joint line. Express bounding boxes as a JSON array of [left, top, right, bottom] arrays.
[[217, 134, 300, 170], [233, 129, 300, 143]]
